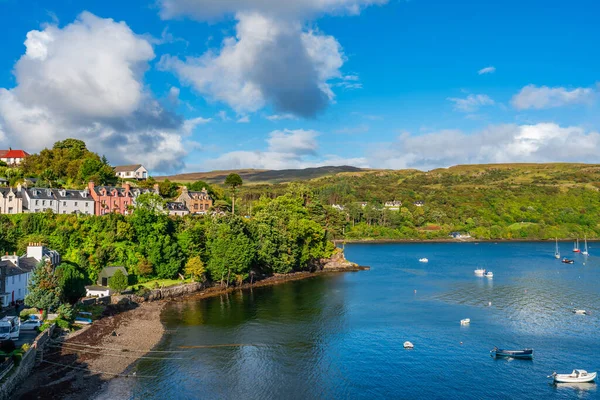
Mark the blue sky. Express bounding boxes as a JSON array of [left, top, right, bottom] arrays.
[[0, 0, 599, 173]]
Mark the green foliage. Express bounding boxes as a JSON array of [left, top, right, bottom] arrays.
[[108, 269, 128, 292], [56, 263, 87, 304], [25, 262, 62, 312], [21, 138, 116, 186], [158, 179, 179, 198], [57, 303, 74, 322], [185, 256, 206, 282], [19, 308, 39, 320]]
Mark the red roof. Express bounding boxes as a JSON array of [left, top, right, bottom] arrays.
[[1, 150, 29, 158]]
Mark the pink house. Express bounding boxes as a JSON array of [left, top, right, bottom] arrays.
[[88, 182, 159, 216]]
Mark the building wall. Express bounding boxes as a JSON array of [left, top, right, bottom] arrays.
[[0, 192, 22, 214], [88, 182, 134, 216], [4, 271, 29, 303], [22, 189, 59, 213], [57, 199, 95, 215], [177, 188, 213, 214]]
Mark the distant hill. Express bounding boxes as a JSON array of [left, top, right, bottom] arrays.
[[156, 165, 365, 184]]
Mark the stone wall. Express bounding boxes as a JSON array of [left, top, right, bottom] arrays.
[[111, 282, 203, 305], [0, 324, 55, 400]]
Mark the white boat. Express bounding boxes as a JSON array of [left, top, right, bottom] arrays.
[[460, 318, 470, 325], [485, 271, 493, 278], [573, 238, 580, 253], [573, 309, 589, 315], [550, 370, 597, 383], [582, 236, 589, 256], [474, 268, 486, 276], [419, 258, 428, 263], [555, 238, 560, 259], [403, 341, 414, 349]]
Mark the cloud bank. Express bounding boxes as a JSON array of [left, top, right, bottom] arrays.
[[511, 84, 596, 110], [0, 12, 205, 173]]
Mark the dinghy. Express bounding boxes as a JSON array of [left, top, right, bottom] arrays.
[[485, 271, 493, 278], [490, 347, 533, 359], [573, 309, 589, 315], [550, 370, 597, 384], [460, 318, 470, 325], [403, 341, 414, 349], [562, 258, 574, 264]]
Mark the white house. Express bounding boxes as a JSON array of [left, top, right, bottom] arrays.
[[84, 285, 111, 297], [0, 243, 60, 307], [114, 164, 148, 180]]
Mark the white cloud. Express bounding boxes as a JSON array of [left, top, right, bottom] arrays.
[[160, 13, 345, 117], [266, 113, 298, 121], [372, 123, 600, 170], [203, 128, 368, 169], [478, 66, 496, 75], [0, 12, 204, 173], [217, 110, 231, 121], [237, 115, 250, 123], [158, 0, 388, 21], [447, 94, 495, 113], [167, 86, 180, 104], [511, 84, 596, 110]]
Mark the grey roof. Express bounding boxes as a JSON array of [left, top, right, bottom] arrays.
[[114, 164, 143, 173], [25, 187, 55, 200], [98, 266, 128, 277], [166, 202, 189, 211], [0, 187, 22, 198], [0, 258, 37, 276], [52, 188, 93, 201], [94, 186, 155, 197]]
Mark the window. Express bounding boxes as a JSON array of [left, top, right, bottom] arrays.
[[63, 201, 67, 206], [18, 289, 21, 297], [42, 200, 45, 206], [8, 207, 12, 213], [35, 200, 39, 205], [50, 201, 53, 206], [18, 274, 21, 282], [11, 276, 14, 284], [74, 202, 78, 206], [85, 203, 88, 207], [8, 197, 12, 202]]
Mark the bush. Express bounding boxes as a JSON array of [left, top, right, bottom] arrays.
[[108, 270, 128, 293], [136, 287, 151, 297], [56, 319, 70, 330], [19, 308, 39, 320], [21, 343, 30, 352], [57, 304, 74, 322]]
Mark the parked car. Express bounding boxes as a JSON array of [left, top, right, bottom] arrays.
[[20, 320, 42, 331]]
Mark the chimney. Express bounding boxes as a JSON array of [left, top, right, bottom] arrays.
[[16, 183, 21, 193], [124, 183, 131, 195], [88, 181, 95, 192]]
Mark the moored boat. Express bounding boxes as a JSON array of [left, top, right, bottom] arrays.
[[474, 268, 486, 276], [404, 341, 414, 349], [485, 271, 493, 278], [582, 236, 589, 256], [550, 370, 597, 384], [419, 258, 428, 263], [573, 238, 581, 253], [490, 347, 533, 359], [555, 238, 560, 259], [562, 258, 574, 264], [460, 318, 470, 325], [573, 309, 589, 315]]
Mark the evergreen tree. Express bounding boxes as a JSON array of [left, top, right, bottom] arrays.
[[25, 261, 62, 312]]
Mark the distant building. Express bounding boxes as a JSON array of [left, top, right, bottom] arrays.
[[166, 202, 190, 217], [96, 266, 128, 287], [0, 186, 23, 214], [85, 285, 111, 297], [414, 201, 425, 207], [0, 243, 60, 307], [176, 187, 213, 214], [53, 188, 95, 215], [384, 201, 403, 210], [450, 232, 471, 240], [358, 202, 368, 208], [114, 164, 148, 180], [331, 204, 345, 211], [0, 149, 29, 166], [88, 182, 158, 216], [22, 187, 58, 213]]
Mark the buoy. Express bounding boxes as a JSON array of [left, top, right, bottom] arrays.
[[414, 289, 417, 294], [488, 301, 492, 306], [460, 342, 463, 345]]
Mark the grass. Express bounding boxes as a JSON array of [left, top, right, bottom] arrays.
[[130, 278, 190, 290]]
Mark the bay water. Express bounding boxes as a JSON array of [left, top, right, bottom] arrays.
[[126, 242, 600, 399]]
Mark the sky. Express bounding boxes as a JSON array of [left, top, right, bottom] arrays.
[[0, 0, 599, 174]]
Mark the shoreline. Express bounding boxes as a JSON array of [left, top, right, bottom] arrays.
[[335, 238, 594, 244], [15, 265, 367, 399]]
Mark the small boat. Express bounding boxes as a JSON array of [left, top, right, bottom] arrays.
[[460, 318, 470, 325], [582, 236, 589, 256], [550, 370, 597, 384], [490, 347, 533, 359], [485, 271, 493, 278], [555, 238, 560, 259], [419, 258, 428, 263], [404, 341, 414, 349], [573, 238, 581, 253], [474, 268, 486, 276], [74, 317, 92, 325], [573, 309, 589, 315], [562, 258, 574, 264]]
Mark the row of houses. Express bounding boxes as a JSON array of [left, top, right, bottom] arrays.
[[0, 183, 214, 217]]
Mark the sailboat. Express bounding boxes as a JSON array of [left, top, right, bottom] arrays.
[[555, 238, 560, 259], [582, 236, 589, 256], [573, 239, 581, 253]]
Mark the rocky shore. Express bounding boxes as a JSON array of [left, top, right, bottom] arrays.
[[13, 250, 366, 400]]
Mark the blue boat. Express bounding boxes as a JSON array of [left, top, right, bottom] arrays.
[[490, 347, 533, 359]]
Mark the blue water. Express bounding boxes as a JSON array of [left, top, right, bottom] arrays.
[[126, 242, 600, 399]]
